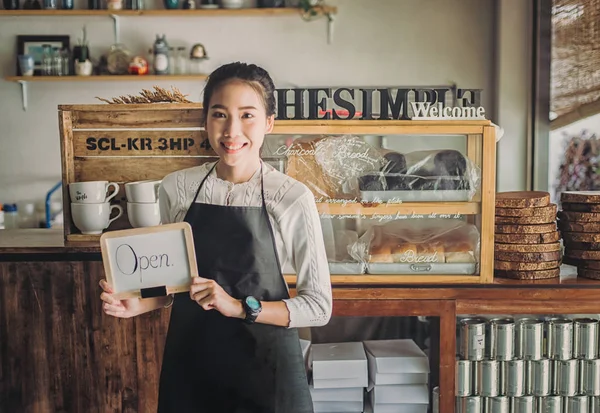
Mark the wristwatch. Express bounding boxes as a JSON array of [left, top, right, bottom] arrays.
[[242, 296, 262, 324]]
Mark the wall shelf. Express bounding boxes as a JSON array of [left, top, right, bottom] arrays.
[[4, 75, 208, 111], [0, 6, 336, 17]]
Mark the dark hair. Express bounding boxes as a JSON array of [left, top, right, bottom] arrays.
[[202, 62, 276, 122]]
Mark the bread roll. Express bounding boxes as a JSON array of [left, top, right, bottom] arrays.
[[445, 242, 476, 263], [417, 244, 445, 263], [369, 244, 393, 263]]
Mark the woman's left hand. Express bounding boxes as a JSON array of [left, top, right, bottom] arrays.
[[189, 277, 243, 319]]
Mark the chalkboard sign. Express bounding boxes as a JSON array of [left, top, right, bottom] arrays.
[[100, 222, 198, 299]]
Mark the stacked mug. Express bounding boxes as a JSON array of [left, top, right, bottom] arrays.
[[125, 180, 162, 228], [69, 181, 123, 235]]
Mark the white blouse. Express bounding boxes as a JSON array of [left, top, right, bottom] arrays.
[[158, 161, 332, 328]]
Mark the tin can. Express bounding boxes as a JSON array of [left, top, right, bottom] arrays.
[[532, 359, 552, 396], [472, 361, 481, 395], [565, 395, 588, 412], [487, 318, 516, 361], [518, 318, 545, 360], [546, 318, 574, 360], [514, 395, 536, 413], [591, 396, 600, 413], [488, 396, 510, 413], [461, 318, 487, 361], [479, 360, 500, 397], [456, 359, 472, 396], [574, 318, 599, 360], [583, 359, 600, 396], [432, 386, 439, 413], [506, 359, 526, 397], [537, 395, 562, 413], [456, 395, 483, 413], [556, 359, 579, 397]]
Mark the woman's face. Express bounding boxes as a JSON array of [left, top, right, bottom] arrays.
[[205, 80, 274, 168]]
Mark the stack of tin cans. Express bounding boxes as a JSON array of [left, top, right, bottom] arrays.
[[456, 316, 600, 412]]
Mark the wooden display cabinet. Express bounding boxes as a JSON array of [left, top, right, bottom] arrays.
[[59, 103, 496, 284]]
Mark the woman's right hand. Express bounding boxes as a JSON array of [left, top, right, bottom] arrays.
[[99, 279, 144, 318]]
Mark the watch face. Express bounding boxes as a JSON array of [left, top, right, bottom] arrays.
[[245, 296, 261, 311]]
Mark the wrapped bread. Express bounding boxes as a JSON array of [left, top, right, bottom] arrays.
[[368, 244, 393, 263], [417, 244, 445, 263], [391, 243, 418, 263], [445, 242, 476, 263]]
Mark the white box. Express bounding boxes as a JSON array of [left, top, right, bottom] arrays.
[[310, 385, 364, 402], [311, 342, 368, 386], [370, 384, 429, 406], [313, 377, 368, 389], [313, 400, 364, 412], [363, 339, 430, 374], [369, 370, 429, 386]]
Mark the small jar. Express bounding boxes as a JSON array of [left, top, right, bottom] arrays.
[[168, 47, 176, 75], [3, 204, 19, 229], [176, 46, 187, 74]]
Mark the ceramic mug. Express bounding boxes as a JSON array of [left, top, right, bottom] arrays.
[[127, 202, 161, 228], [125, 180, 161, 203], [69, 181, 119, 204], [18, 55, 34, 76], [71, 202, 123, 235]]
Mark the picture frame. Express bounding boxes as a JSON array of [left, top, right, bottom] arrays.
[[17, 35, 70, 76]]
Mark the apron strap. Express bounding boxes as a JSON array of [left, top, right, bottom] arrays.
[[190, 162, 218, 205], [190, 160, 286, 282]]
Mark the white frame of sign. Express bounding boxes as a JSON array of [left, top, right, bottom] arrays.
[[100, 222, 198, 300]]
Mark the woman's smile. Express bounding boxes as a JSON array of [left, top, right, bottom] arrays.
[[220, 141, 248, 154]]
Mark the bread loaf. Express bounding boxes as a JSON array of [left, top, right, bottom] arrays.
[[578, 267, 600, 280], [494, 251, 561, 262], [562, 202, 600, 213], [495, 214, 557, 225], [558, 221, 600, 233], [495, 191, 550, 208], [444, 242, 476, 263], [494, 242, 561, 253], [369, 244, 393, 263], [561, 231, 600, 242], [495, 223, 557, 234], [495, 204, 557, 217], [494, 232, 559, 244], [417, 244, 445, 263], [558, 211, 600, 222], [564, 249, 600, 260], [563, 241, 600, 251], [391, 243, 418, 263], [494, 268, 560, 280], [560, 191, 600, 204], [494, 260, 561, 271]]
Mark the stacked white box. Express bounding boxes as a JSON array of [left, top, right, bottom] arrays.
[[363, 340, 430, 413], [311, 342, 368, 412]]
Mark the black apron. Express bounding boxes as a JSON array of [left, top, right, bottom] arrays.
[[157, 163, 313, 413]]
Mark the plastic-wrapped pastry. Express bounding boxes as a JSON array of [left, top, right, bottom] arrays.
[[444, 242, 476, 263], [368, 244, 393, 263]]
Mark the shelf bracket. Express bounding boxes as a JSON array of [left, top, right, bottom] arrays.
[[327, 13, 334, 44], [17, 80, 28, 111], [110, 14, 120, 44]]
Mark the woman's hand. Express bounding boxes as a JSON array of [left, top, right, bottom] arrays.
[[190, 277, 244, 319], [99, 279, 145, 318]]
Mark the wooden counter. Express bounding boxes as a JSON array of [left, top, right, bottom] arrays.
[[2, 230, 600, 413]]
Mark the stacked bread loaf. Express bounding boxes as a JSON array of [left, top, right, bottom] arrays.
[[558, 191, 600, 280], [494, 191, 561, 280]]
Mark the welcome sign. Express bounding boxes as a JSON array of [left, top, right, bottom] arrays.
[[274, 87, 485, 120]]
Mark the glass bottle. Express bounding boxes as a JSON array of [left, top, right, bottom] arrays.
[[52, 47, 63, 76], [176, 46, 187, 74], [168, 47, 176, 75], [41, 45, 53, 76], [61, 48, 71, 76]]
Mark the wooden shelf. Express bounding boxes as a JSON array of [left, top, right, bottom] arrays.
[[316, 201, 480, 216], [0, 6, 336, 17], [285, 274, 482, 285], [5, 75, 208, 82]]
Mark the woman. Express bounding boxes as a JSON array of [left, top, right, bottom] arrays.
[[99, 62, 333, 412]]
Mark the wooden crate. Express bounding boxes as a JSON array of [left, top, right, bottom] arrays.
[[58, 103, 217, 246], [59, 105, 496, 283]]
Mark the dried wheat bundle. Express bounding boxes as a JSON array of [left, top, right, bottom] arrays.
[[96, 85, 193, 104]]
